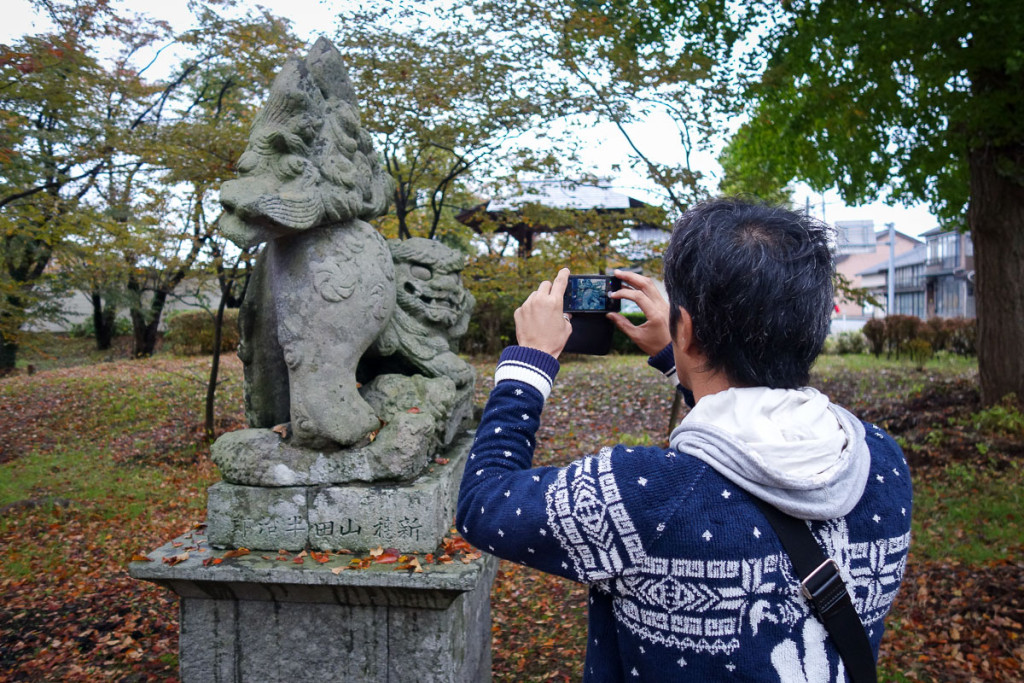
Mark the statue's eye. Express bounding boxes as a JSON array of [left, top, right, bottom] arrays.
[[410, 265, 431, 280]]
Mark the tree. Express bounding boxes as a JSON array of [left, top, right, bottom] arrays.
[[333, 1, 585, 241], [712, 1, 1024, 405], [558, 0, 1024, 406], [716, 127, 794, 206], [475, 0, 759, 215], [462, 199, 665, 354], [0, 0, 148, 371], [113, 3, 301, 357], [141, 4, 301, 433]]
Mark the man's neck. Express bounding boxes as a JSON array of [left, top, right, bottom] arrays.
[[688, 370, 733, 404]]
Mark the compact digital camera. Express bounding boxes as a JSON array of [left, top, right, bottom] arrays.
[[562, 275, 622, 355]]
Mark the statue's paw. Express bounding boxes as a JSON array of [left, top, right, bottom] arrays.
[[290, 389, 382, 449]]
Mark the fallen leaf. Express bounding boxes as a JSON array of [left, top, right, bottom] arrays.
[[222, 547, 250, 559], [375, 548, 400, 564], [396, 557, 424, 573], [162, 552, 189, 566], [434, 457, 450, 465], [369, 545, 384, 557], [271, 423, 290, 438], [407, 407, 421, 414], [130, 553, 152, 562]]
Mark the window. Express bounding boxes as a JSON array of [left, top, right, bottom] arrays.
[[934, 277, 962, 317], [895, 292, 925, 318], [895, 263, 923, 287], [927, 233, 960, 269]]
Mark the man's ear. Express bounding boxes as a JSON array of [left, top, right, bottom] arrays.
[[673, 306, 696, 357]]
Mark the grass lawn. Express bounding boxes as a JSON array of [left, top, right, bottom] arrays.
[[1, 337, 1021, 681]]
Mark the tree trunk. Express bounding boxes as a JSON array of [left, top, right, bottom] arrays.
[[90, 292, 116, 351], [968, 142, 1024, 406], [0, 330, 16, 376], [205, 292, 229, 440], [129, 288, 168, 357]]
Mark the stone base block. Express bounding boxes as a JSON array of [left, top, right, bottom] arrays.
[[130, 531, 498, 683], [206, 432, 471, 553]]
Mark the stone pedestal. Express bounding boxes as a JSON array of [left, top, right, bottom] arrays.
[[131, 429, 498, 681], [206, 431, 472, 553], [130, 529, 498, 682]]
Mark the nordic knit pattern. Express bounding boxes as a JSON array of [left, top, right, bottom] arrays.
[[456, 346, 912, 682]]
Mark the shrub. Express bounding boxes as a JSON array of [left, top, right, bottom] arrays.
[[906, 338, 934, 369], [923, 317, 951, 351], [164, 310, 240, 355], [835, 330, 867, 355], [884, 314, 922, 357], [947, 317, 977, 356], [970, 394, 1024, 437], [862, 319, 885, 357], [821, 335, 839, 355], [68, 316, 132, 339]]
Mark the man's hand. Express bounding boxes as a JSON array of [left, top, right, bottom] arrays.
[[514, 268, 573, 358], [607, 269, 673, 356]]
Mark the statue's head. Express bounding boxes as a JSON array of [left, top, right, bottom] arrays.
[[389, 238, 474, 339], [220, 38, 392, 248]]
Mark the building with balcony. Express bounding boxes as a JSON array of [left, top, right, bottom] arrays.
[[922, 226, 976, 318], [858, 228, 974, 319], [833, 221, 923, 322]]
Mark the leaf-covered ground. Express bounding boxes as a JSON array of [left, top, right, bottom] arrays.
[[0, 341, 1021, 681]]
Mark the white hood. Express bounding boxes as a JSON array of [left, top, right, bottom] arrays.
[[669, 387, 870, 520]]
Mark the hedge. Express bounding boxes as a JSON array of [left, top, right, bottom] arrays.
[[164, 310, 240, 355], [861, 315, 976, 358]]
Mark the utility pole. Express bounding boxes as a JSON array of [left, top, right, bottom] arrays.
[[886, 222, 896, 315]]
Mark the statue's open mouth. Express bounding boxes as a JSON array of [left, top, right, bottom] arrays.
[[404, 282, 458, 311]]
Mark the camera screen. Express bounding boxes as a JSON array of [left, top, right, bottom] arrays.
[[566, 277, 611, 312]]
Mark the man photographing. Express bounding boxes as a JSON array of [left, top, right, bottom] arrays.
[[456, 198, 912, 681]]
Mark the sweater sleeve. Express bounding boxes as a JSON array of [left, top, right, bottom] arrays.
[[456, 346, 585, 580], [456, 346, 702, 584]]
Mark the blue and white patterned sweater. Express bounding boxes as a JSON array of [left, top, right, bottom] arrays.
[[456, 346, 912, 682]]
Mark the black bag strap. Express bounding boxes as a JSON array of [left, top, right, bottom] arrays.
[[751, 498, 877, 683]]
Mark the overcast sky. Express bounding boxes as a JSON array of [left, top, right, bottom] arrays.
[[4, 0, 941, 237]]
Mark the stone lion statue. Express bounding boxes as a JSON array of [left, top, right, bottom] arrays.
[[220, 38, 475, 466]]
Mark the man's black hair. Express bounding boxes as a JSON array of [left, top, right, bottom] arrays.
[[663, 197, 834, 389]]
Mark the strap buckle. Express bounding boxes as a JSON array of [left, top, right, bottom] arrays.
[[800, 558, 848, 618]]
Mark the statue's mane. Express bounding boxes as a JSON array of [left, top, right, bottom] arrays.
[[220, 38, 392, 247]]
